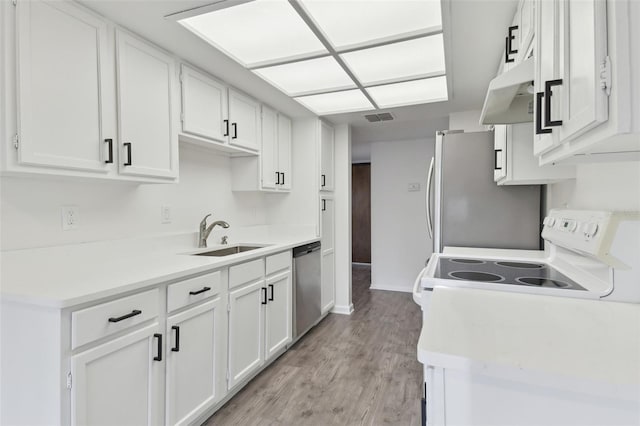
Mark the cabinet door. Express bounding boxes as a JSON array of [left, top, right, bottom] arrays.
[[260, 106, 278, 190], [321, 197, 335, 313], [533, 0, 561, 156], [320, 121, 335, 191], [166, 298, 224, 426], [518, 0, 534, 58], [493, 125, 507, 182], [265, 271, 292, 359], [116, 30, 178, 179], [71, 323, 162, 426], [228, 89, 260, 151], [180, 65, 228, 143], [277, 114, 292, 191], [557, 0, 608, 142], [16, 0, 114, 173], [228, 280, 264, 389]]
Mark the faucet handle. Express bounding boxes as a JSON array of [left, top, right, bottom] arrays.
[[221, 235, 228, 245], [200, 213, 212, 227]]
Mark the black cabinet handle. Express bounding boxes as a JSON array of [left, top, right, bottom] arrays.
[[268, 284, 274, 301], [189, 286, 211, 296], [108, 309, 142, 323], [544, 79, 563, 128], [224, 119, 229, 137], [261, 287, 267, 305], [321, 174, 326, 187], [123, 142, 132, 166], [171, 326, 180, 352], [494, 149, 502, 171], [322, 199, 326, 211], [232, 123, 238, 139], [104, 139, 113, 164], [535, 92, 552, 135], [275, 171, 281, 185], [281, 172, 285, 186], [153, 333, 162, 361], [505, 25, 518, 63]]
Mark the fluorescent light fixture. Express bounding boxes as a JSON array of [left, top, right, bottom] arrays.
[[300, 0, 442, 49], [295, 89, 374, 115], [253, 56, 356, 96], [367, 76, 449, 108], [179, 0, 327, 67], [341, 35, 446, 86]]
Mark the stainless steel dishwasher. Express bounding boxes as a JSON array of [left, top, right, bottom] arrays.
[[292, 241, 322, 340]]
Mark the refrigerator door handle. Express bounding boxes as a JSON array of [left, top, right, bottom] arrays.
[[426, 156, 435, 240]]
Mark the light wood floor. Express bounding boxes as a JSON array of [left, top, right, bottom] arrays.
[[205, 264, 423, 426]]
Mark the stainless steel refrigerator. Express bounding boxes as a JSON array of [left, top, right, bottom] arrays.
[[426, 130, 541, 253]]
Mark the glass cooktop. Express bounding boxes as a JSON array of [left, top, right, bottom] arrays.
[[434, 258, 586, 291]]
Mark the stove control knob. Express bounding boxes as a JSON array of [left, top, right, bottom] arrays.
[[568, 220, 578, 232], [547, 217, 556, 227], [586, 222, 599, 237]]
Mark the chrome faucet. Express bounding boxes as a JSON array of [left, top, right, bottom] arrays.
[[198, 214, 230, 248]]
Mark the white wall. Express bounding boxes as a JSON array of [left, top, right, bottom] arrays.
[[351, 142, 371, 163], [370, 138, 435, 293], [547, 162, 640, 212], [449, 110, 489, 132], [333, 124, 353, 314], [0, 145, 268, 250]]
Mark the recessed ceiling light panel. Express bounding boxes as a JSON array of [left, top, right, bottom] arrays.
[[341, 35, 446, 86], [253, 56, 356, 96], [295, 89, 374, 115], [367, 76, 449, 108], [300, 0, 442, 49], [179, 0, 327, 67]]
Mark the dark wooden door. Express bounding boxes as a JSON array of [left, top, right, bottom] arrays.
[[352, 163, 371, 263]]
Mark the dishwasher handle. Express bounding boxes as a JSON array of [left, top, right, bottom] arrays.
[[293, 242, 321, 257]]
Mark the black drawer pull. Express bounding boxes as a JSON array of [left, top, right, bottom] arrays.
[[544, 79, 563, 128], [494, 149, 502, 171], [232, 123, 238, 139], [108, 309, 142, 323], [268, 284, 274, 301], [189, 286, 211, 296], [261, 287, 267, 305], [321, 174, 326, 187], [123, 142, 132, 166], [322, 199, 326, 211], [276, 171, 281, 185], [535, 92, 552, 135], [281, 172, 285, 186], [154, 333, 162, 361], [224, 119, 229, 137], [171, 326, 180, 352], [104, 138, 113, 164]]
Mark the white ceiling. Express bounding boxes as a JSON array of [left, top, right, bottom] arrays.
[[80, 0, 518, 143]]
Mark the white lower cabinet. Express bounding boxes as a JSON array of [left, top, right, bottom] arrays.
[[165, 298, 224, 426], [228, 280, 265, 389], [71, 322, 163, 426], [265, 270, 292, 359], [321, 197, 335, 313]]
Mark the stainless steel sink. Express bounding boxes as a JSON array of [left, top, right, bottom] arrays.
[[194, 245, 265, 257]]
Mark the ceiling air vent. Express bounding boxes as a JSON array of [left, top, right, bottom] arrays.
[[364, 112, 394, 123]]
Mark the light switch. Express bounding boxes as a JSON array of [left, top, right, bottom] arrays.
[[161, 205, 172, 224]]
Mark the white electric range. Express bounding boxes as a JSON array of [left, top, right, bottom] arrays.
[[413, 209, 640, 426]]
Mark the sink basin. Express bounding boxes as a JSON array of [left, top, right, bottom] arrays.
[[194, 245, 265, 257]]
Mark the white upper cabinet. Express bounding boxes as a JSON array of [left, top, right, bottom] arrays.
[[277, 114, 292, 191], [116, 30, 178, 180], [534, 0, 640, 164], [180, 64, 228, 144], [319, 121, 335, 192], [15, 0, 114, 173], [228, 88, 260, 151], [260, 106, 279, 190]]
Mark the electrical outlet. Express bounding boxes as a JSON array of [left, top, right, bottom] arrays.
[[61, 206, 79, 230], [408, 182, 421, 192], [161, 205, 171, 224]]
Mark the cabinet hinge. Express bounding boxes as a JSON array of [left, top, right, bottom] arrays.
[[13, 134, 19, 150], [600, 56, 612, 96], [66, 372, 72, 389]]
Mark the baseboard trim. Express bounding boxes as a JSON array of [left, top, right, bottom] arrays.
[[369, 284, 413, 293], [331, 303, 354, 315]]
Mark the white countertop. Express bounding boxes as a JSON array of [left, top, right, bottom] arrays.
[[0, 228, 318, 309], [418, 286, 640, 392]]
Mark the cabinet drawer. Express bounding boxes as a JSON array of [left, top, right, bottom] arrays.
[[167, 270, 222, 313], [72, 289, 159, 349], [229, 259, 264, 289], [266, 251, 291, 276]]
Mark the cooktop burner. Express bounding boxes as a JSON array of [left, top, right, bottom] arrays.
[[435, 257, 586, 291]]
